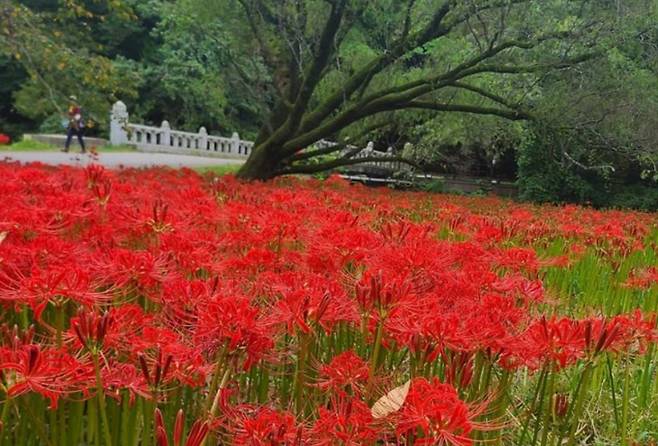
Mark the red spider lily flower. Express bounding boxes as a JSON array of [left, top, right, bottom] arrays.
[[91, 179, 112, 206], [0, 345, 92, 408], [195, 294, 274, 370], [229, 406, 305, 445], [493, 247, 540, 274], [510, 317, 586, 370], [490, 276, 544, 303], [84, 164, 109, 189], [70, 308, 112, 352], [606, 311, 657, 354], [146, 199, 174, 234], [0, 266, 112, 319], [316, 350, 369, 395], [131, 326, 208, 388], [392, 378, 477, 446], [92, 249, 169, 296], [99, 304, 150, 353], [100, 362, 150, 403], [624, 267, 658, 290], [554, 393, 569, 419], [380, 221, 413, 244], [260, 271, 358, 336], [155, 408, 209, 446], [310, 397, 377, 445], [355, 272, 413, 316], [138, 349, 173, 392], [442, 350, 475, 390], [0, 324, 35, 348]]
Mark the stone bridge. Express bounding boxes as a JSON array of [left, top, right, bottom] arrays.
[[110, 101, 411, 175]]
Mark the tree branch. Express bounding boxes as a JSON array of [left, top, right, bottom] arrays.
[[448, 81, 527, 113], [405, 101, 530, 120], [360, 32, 580, 111], [281, 45, 594, 154], [297, 0, 456, 134], [298, 0, 535, 134]]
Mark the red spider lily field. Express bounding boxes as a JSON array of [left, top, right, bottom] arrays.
[[0, 162, 657, 446]]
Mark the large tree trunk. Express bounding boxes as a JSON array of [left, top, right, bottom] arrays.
[[236, 144, 281, 181]]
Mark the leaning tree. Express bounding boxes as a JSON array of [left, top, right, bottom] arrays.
[[223, 0, 611, 180]]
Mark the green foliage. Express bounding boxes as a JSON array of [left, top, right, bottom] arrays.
[[517, 126, 600, 204], [515, 124, 658, 212], [420, 178, 445, 194], [0, 1, 142, 135], [37, 114, 68, 134], [602, 184, 658, 213]]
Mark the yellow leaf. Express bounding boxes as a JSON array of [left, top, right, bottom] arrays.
[[370, 380, 411, 419]]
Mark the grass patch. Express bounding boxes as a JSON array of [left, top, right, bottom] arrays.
[[1, 139, 136, 152], [2, 139, 58, 151], [194, 164, 242, 176]]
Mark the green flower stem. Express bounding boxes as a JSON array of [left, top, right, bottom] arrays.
[[92, 353, 113, 446], [293, 332, 311, 415], [366, 320, 385, 398], [19, 397, 53, 446], [565, 363, 593, 446], [606, 356, 621, 433], [120, 393, 131, 446], [621, 353, 631, 446], [142, 398, 154, 446], [209, 367, 232, 417], [527, 366, 549, 446], [0, 396, 12, 445], [201, 367, 232, 446], [540, 369, 555, 446], [204, 345, 227, 412]]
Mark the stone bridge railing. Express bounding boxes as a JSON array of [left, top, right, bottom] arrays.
[[110, 101, 410, 172], [110, 101, 253, 159], [313, 140, 411, 173]]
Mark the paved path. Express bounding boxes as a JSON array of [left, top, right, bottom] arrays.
[[0, 151, 245, 169]]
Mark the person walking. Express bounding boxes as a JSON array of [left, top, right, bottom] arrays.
[[63, 96, 86, 153]]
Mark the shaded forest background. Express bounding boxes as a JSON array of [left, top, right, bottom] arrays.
[[1, 0, 657, 209]]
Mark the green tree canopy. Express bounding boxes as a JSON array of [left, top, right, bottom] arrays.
[[212, 0, 641, 180]]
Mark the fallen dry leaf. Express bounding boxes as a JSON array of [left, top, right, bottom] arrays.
[[371, 379, 411, 419]]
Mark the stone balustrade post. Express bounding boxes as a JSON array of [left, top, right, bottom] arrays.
[[231, 132, 240, 155], [110, 101, 129, 145], [161, 120, 171, 147], [198, 126, 208, 151]]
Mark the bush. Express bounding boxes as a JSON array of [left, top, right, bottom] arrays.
[[517, 125, 606, 205], [605, 184, 658, 212], [421, 178, 445, 193], [38, 114, 68, 134]]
